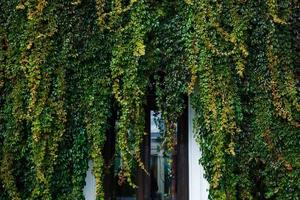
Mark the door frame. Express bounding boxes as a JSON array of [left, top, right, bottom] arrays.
[[84, 97, 210, 200]]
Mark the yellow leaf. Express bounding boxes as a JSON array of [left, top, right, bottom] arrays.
[[133, 40, 145, 57]]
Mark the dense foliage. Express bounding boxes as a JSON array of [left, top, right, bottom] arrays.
[[0, 0, 299, 199]]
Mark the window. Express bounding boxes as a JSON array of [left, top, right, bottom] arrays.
[[103, 96, 189, 200]]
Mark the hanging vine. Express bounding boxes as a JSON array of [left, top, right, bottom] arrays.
[[0, 0, 299, 199]]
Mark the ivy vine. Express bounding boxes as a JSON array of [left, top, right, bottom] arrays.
[[0, 0, 299, 199]]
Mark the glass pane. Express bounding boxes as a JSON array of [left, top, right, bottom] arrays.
[[150, 111, 177, 200], [114, 156, 137, 200]]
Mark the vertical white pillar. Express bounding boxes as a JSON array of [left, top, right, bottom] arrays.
[[83, 160, 96, 200], [188, 99, 209, 200]]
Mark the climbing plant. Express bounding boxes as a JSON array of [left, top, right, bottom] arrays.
[[0, 0, 299, 199]]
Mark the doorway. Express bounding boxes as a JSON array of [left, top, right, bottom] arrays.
[[104, 96, 189, 200], [136, 96, 189, 200]]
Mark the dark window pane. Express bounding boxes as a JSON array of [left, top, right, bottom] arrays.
[[114, 156, 137, 199]]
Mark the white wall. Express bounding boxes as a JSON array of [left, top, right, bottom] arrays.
[[188, 100, 209, 200], [83, 160, 96, 200]]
